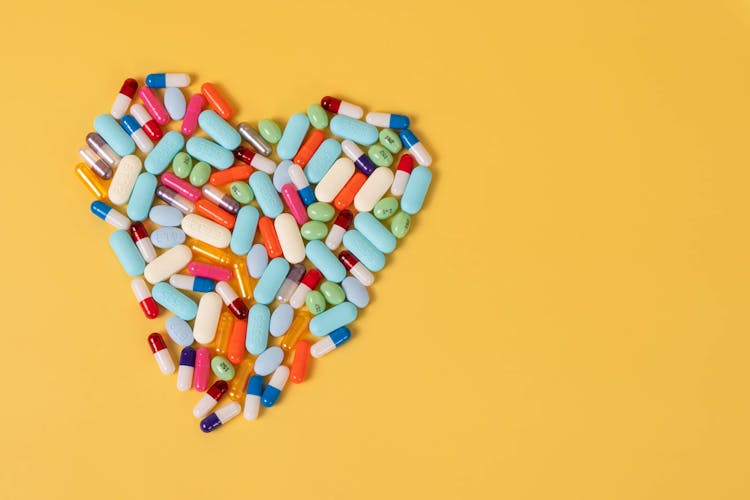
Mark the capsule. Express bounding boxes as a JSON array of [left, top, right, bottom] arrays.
[[391, 153, 415, 196], [120, 115, 154, 153], [293, 129, 326, 167], [227, 319, 247, 364], [365, 112, 410, 129], [339, 250, 374, 286], [148, 333, 175, 374], [281, 184, 309, 226], [195, 199, 236, 230], [233, 260, 253, 299], [243, 375, 264, 420], [129, 221, 157, 263], [187, 261, 232, 282], [201, 402, 241, 432], [190, 240, 233, 266], [193, 380, 228, 418], [215, 281, 249, 319], [235, 146, 276, 174], [161, 172, 202, 201], [202, 185, 240, 215], [86, 132, 120, 167], [290, 340, 311, 383], [74, 163, 108, 200], [201, 82, 233, 120], [289, 268, 323, 309], [325, 210, 353, 251], [138, 87, 169, 125], [131, 277, 158, 319], [341, 140, 376, 175], [194, 347, 211, 391], [182, 93, 206, 136], [275, 263, 306, 304], [399, 129, 432, 167], [209, 164, 253, 186], [177, 346, 196, 391], [288, 164, 316, 206], [321, 96, 364, 119], [213, 311, 234, 355], [228, 357, 253, 400], [111, 78, 137, 119], [79, 147, 113, 179], [155, 185, 195, 214], [280, 310, 312, 351], [310, 327, 351, 358], [333, 172, 367, 210], [146, 73, 191, 88], [130, 103, 163, 141], [237, 123, 273, 157], [258, 216, 283, 258], [169, 274, 215, 292], [261, 365, 290, 407], [90, 201, 130, 230]]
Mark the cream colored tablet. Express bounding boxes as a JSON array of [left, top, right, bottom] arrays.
[[144, 245, 192, 284], [314, 158, 355, 202], [274, 213, 305, 264], [193, 292, 222, 344], [354, 167, 395, 212], [181, 214, 231, 248], [108, 155, 142, 205]]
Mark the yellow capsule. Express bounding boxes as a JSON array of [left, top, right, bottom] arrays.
[[189, 240, 234, 265], [228, 357, 254, 401], [212, 311, 234, 355], [281, 311, 312, 351], [74, 163, 108, 200], [232, 260, 255, 299]]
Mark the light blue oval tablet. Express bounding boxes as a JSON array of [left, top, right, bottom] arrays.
[[305, 138, 342, 184], [149, 205, 183, 227], [276, 113, 310, 160], [186, 137, 234, 170], [401, 166, 432, 215], [198, 110, 241, 150], [254, 258, 290, 304], [164, 87, 186, 120], [269, 304, 294, 337], [330, 115, 378, 146], [341, 277, 369, 308], [343, 230, 385, 272], [353, 212, 397, 254], [127, 173, 157, 222], [249, 172, 283, 217], [152, 282, 198, 321], [151, 227, 186, 249], [254, 346, 284, 376], [272, 160, 294, 193], [305, 240, 346, 282], [247, 244, 269, 279], [109, 230, 145, 276], [165, 316, 194, 347], [230, 205, 259, 256], [145, 131, 185, 175], [309, 301, 358, 337], [94, 114, 135, 156], [245, 304, 270, 355]]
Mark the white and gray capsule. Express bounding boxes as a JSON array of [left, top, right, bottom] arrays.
[[202, 185, 240, 214], [237, 123, 273, 157], [79, 146, 113, 179], [86, 132, 121, 167], [156, 185, 195, 214]]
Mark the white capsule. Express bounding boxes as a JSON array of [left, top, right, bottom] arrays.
[[147, 73, 191, 88], [353, 167, 394, 212], [131, 277, 151, 302], [213, 401, 241, 423], [310, 336, 336, 358], [181, 214, 231, 248], [274, 214, 305, 264], [134, 237, 157, 263], [338, 101, 364, 119], [390, 170, 410, 197], [250, 154, 277, 174], [193, 292, 222, 344], [144, 245, 192, 284], [108, 155, 142, 205], [177, 365, 194, 392], [130, 103, 153, 127], [350, 262, 374, 287], [287, 164, 310, 190], [153, 349, 175, 375], [315, 158, 355, 202], [193, 392, 220, 418], [215, 281, 239, 305], [132, 128, 154, 153]]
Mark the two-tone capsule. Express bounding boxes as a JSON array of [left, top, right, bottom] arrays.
[[289, 268, 323, 309], [146, 73, 191, 88], [120, 115, 154, 153], [129, 221, 157, 263], [365, 112, 410, 129], [193, 379, 228, 418], [148, 333, 175, 374], [244, 374, 264, 420], [131, 277, 158, 319], [169, 274, 215, 293], [234, 146, 277, 174], [90, 201, 130, 230], [310, 327, 351, 358], [391, 154, 415, 196], [339, 250, 374, 286], [321, 96, 364, 119], [130, 103, 163, 141], [156, 185, 195, 214], [111, 78, 138, 119], [342, 140, 376, 175], [200, 401, 241, 432], [287, 164, 316, 206], [277, 264, 306, 303], [325, 210, 353, 251], [261, 365, 290, 407], [202, 185, 240, 214], [215, 281, 249, 319], [399, 129, 432, 167], [86, 132, 120, 167], [79, 147, 113, 179], [177, 346, 195, 391]]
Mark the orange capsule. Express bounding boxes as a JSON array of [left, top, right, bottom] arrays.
[[258, 216, 283, 258], [74, 163, 108, 200], [281, 311, 311, 351], [189, 239, 234, 265], [232, 260, 254, 299], [201, 82, 233, 120], [196, 199, 236, 229], [227, 319, 247, 364], [210, 164, 253, 186], [290, 340, 311, 383], [333, 172, 367, 210], [293, 129, 326, 167]]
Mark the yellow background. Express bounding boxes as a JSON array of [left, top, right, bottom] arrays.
[[1, 0, 749, 498]]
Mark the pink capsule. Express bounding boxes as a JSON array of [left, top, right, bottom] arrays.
[[215, 281, 249, 319], [161, 172, 202, 201], [182, 94, 206, 136], [138, 87, 169, 125], [193, 347, 211, 392], [188, 261, 233, 282], [281, 183, 309, 225]]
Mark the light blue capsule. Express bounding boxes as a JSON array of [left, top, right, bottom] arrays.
[[152, 282, 198, 321], [269, 304, 294, 337], [353, 212, 397, 254], [245, 304, 271, 355], [254, 346, 284, 376], [151, 227, 186, 249], [341, 276, 369, 308], [272, 160, 294, 193], [305, 138, 342, 184], [186, 137, 234, 170], [401, 166, 432, 215], [164, 87, 186, 120], [109, 230, 145, 276], [144, 131, 184, 174], [149, 205, 183, 227], [305, 240, 346, 282], [276, 113, 310, 160], [230, 206, 259, 256], [343, 230, 385, 272], [166, 316, 194, 347], [249, 172, 283, 217], [94, 114, 135, 156], [254, 258, 290, 305], [309, 302, 358, 337], [127, 173, 157, 222], [329, 115, 378, 146], [198, 110, 241, 150], [247, 244, 269, 279]]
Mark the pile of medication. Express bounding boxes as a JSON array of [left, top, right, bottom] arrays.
[[75, 73, 433, 432]]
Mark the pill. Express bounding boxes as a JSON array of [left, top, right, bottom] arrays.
[[247, 243, 269, 278], [146, 73, 191, 88], [258, 119, 282, 143], [213, 311, 234, 355], [86, 132, 120, 167], [79, 147, 113, 179], [270, 303, 294, 337], [306, 103, 329, 129], [202, 184, 240, 214], [211, 164, 253, 186], [186, 262, 231, 283], [276, 264, 306, 303], [161, 172, 202, 201], [277, 113, 310, 160], [227, 319, 247, 364], [190, 240, 232, 266], [169, 274, 215, 293], [254, 257, 290, 305], [91, 200, 130, 230], [193, 292, 223, 344], [254, 346, 284, 376], [166, 316, 195, 346], [341, 140, 376, 175], [182, 93, 206, 136], [280, 184, 308, 225], [151, 227, 186, 249], [233, 266, 253, 302], [198, 109, 241, 150], [307, 202, 335, 222], [379, 128, 403, 154], [156, 186, 194, 214], [237, 122, 273, 156], [74, 163, 107, 200], [290, 340, 311, 383], [300, 220, 328, 240], [234, 148, 276, 176], [288, 164, 316, 206], [321, 96, 364, 119], [244, 305, 271, 358], [330, 115, 378, 146], [373, 197, 399, 220], [306, 240, 346, 282], [343, 230, 385, 272], [366, 112, 410, 129], [211, 356, 235, 381], [160, 87, 186, 120], [341, 247, 376, 288], [305, 138, 342, 184], [272, 160, 294, 192], [193, 347, 211, 392], [144, 244, 192, 284], [111, 78, 137, 119], [181, 213, 231, 248], [341, 276, 370, 308], [320, 281, 346, 305], [193, 380, 228, 418], [244, 375, 264, 420], [186, 137, 234, 170], [148, 333, 175, 375], [201, 82, 233, 120], [310, 327, 351, 358], [261, 365, 289, 408], [280, 311, 311, 351], [390, 211, 411, 238], [324, 209, 353, 251], [250, 172, 283, 217], [400, 166, 432, 214], [215, 281, 249, 319], [275, 213, 305, 264], [368, 144, 393, 168], [230, 205, 260, 256], [200, 403, 239, 433], [126, 173, 157, 222], [131, 277, 159, 319], [354, 212, 397, 254], [131, 103, 163, 141], [177, 346, 195, 391], [333, 172, 366, 210], [195, 198, 235, 229], [108, 155, 142, 205], [138, 87, 169, 125], [94, 114, 135, 156], [306, 290, 326, 314], [152, 282, 198, 321], [315, 158, 355, 202], [293, 129, 326, 167], [109, 230, 146, 276], [120, 114, 154, 153], [289, 268, 323, 309], [189, 161, 211, 186], [309, 302, 357, 337], [171, 151, 193, 178], [142, 131, 183, 174], [129, 221, 157, 263], [399, 129, 432, 166]]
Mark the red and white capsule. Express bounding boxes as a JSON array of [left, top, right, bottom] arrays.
[[131, 277, 158, 319], [234, 147, 277, 174], [129, 221, 157, 263], [390, 153, 415, 197], [321, 96, 364, 119], [339, 250, 374, 286], [130, 103, 163, 141], [325, 209, 353, 251], [148, 333, 174, 375], [193, 380, 228, 418], [215, 281, 249, 319], [111, 78, 138, 119], [289, 268, 323, 309]]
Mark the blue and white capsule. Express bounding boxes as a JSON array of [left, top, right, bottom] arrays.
[[169, 274, 215, 293], [261, 365, 290, 408], [365, 112, 410, 129], [244, 375, 264, 420], [310, 327, 351, 358], [177, 347, 195, 392], [399, 129, 432, 167], [90, 201, 131, 230], [200, 402, 241, 433], [145, 73, 191, 88], [287, 164, 316, 206], [120, 115, 154, 153], [341, 140, 376, 175]]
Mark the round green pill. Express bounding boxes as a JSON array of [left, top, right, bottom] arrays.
[[300, 220, 328, 240], [320, 281, 345, 305], [172, 152, 193, 178], [258, 119, 282, 143], [373, 197, 399, 220], [379, 129, 403, 154], [368, 145, 393, 167], [211, 356, 235, 381], [307, 202, 335, 222], [307, 104, 329, 130], [230, 181, 254, 204], [306, 291, 327, 315], [189, 161, 211, 187], [390, 211, 411, 239]]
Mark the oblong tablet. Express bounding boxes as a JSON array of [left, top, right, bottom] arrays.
[[270, 304, 294, 337], [305, 240, 346, 282], [193, 292, 223, 344], [353, 167, 394, 212], [247, 244, 269, 278], [314, 158, 354, 203], [144, 131, 184, 175], [152, 282, 198, 321], [274, 213, 305, 264], [151, 227, 186, 249], [254, 258, 290, 305], [186, 137, 234, 170], [341, 276, 369, 308], [353, 212, 396, 254], [401, 166, 432, 215], [245, 304, 270, 355], [166, 316, 195, 347], [230, 205, 260, 256], [249, 172, 283, 217], [109, 230, 145, 276], [309, 301, 358, 337], [199, 110, 241, 150], [277, 113, 310, 160], [108, 154, 142, 205], [127, 173, 157, 222], [94, 114, 135, 156], [144, 244, 192, 284], [182, 214, 231, 248], [305, 138, 342, 184], [329, 115, 378, 146], [343, 230, 385, 272], [254, 346, 284, 376]]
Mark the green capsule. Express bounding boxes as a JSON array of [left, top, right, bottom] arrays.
[[189, 161, 211, 187], [390, 211, 411, 239], [368, 145, 393, 167], [379, 129, 403, 154], [211, 356, 235, 381], [172, 152, 193, 178], [258, 119, 282, 143], [230, 181, 254, 204], [300, 220, 328, 240], [307, 104, 329, 130], [320, 281, 345, 305], [306, 291, 327, 315], [307, 201, 335, 222], [373, 197, 399, 220]]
